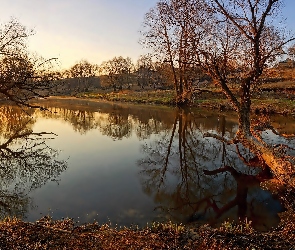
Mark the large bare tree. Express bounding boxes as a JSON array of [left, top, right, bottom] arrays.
[[196, 0, 294, 136], [143, 0, 294, 135], [143, 0, 295, 190], [141, 0, 208, 105], [0, 18, 58, 108]]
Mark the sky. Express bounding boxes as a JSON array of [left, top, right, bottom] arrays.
[[1, 0, 295, 70]]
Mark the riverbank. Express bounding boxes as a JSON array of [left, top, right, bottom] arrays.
[[0, 213, 294, 249], [75, 81, 295, 116]]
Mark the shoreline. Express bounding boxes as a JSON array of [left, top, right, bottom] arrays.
[[60, 87, 295, 116], [28, 89, 293, 117]]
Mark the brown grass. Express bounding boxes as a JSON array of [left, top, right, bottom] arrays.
[[0, 216, 294, 249]]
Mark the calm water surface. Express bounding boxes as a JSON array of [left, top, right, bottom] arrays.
[[1, 99, 295, 231]]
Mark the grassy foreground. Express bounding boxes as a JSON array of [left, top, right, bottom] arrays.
[[0, 214, 294, 249]]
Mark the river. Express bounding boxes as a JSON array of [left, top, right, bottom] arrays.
[[0, 98, 294, 231]]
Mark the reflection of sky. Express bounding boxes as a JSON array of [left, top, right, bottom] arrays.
[[29, 118, 158, 226]]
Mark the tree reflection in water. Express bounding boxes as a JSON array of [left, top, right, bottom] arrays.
[[0, 106, 67, 220], [100, 109, 132, 140], [33, 100, 173, 140], [28, 99, 294, 229], [139, 109, 285, 231]]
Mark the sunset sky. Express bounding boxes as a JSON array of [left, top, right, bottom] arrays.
[[1, 0, 295, 70]]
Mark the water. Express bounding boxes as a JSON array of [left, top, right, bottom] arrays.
[[0, 98, 294, 231]]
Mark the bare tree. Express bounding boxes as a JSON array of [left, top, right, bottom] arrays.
[[99, 56, 133, 91], [195, 0, 295, 137], [0, 18, 33, 56], [0, 19, 58, 108], [135, 54, 155, 89], [141, 0, 208, 105], [65, 60, 99, 92], [143, 0, 294, 134], [143, 0, 295, 189]]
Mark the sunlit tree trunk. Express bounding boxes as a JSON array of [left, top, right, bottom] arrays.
[[237, 107, 251, 137], [237, 79, 252, 137]]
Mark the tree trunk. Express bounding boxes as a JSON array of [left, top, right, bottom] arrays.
[[237, 103, 251, 137], [237, 80, 252, 137]]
